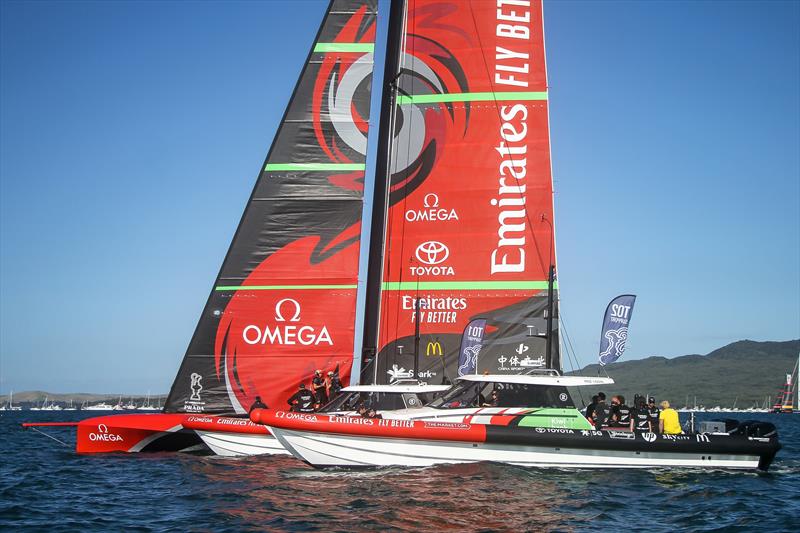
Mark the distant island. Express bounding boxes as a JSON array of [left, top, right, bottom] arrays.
[[3, 339, 798, 410], [570, 339, 799, 409]]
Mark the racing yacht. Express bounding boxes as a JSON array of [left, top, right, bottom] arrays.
[[184, 382, 449, 456]]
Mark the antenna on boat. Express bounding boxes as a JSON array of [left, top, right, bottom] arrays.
[[413, 272, 421, 381]]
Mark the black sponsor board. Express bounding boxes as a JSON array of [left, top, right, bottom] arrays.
[[482, 427, 781, 470]]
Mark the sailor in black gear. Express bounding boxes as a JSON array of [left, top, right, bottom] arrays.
[[312, 370, 328, 406], [288, 383, 316, 413], [647, 396, 661, 432], [585, 395, 599, 421], [592, 392, 610, 429], [631, 396, 651, 431], [609, 395, 631, 428], [328, 370, 342, 400], [248, 395, 267, 414]]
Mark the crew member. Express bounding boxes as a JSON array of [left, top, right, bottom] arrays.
[[630, 396, 651, 432], [365, 408, 383, 419], [288, 383, 316, 413], [647, 397, 661, 432], [328, 370, 342, 400], [482, 389, 500, 407], [591, 392, 610, 429], [312, 370, 328, 406], [658, 400, 683, 434], [248, 395, 267, 414], [585, 395, 599, 422], [608, 395, 632, 428]]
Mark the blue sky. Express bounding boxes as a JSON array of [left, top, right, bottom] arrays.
[[1, 0, 798, 394]]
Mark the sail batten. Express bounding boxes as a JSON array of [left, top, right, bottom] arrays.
[[397, 91, 548, 104]]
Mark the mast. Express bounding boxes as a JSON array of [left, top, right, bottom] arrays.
[[546, 264, 556, 371], [362, 0, 406, 384]]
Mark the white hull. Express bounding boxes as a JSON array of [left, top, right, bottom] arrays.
[[192, 407, 532, 457], [195, 430, 289, 457], [271, 428, 761, 470]]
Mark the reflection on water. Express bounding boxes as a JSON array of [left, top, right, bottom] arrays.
[[1, 411, 798, 532]]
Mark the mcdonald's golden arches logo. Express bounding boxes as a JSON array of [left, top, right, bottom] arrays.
[[426, 341, 443, 356]]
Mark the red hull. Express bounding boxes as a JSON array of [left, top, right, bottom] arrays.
[[250, 409, 487, 443], [74, 413, 201, 453]]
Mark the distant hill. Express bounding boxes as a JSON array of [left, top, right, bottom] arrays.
[[570, 340, 799, 408]]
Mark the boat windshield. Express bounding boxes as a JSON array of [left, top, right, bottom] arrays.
[[320, 390, 431, 413], [428, 381, 575, 409]]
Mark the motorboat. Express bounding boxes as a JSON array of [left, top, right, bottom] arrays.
[[254, 373, 782, 471]]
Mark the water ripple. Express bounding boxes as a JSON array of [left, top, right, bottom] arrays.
[[1, 411, 798, 531]]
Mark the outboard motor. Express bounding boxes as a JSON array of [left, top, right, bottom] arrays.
[[737, 420, 778, 438]]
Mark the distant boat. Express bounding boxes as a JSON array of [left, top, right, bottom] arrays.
[[772, 353, 798, 413], [112, 396, 124, 411], [83, 401, 114, 411], [63, 400, 77, 411], [137, 392, 158, 411], [0, 391, 22, 411]]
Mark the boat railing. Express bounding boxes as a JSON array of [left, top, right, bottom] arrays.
[[523, 368, 561, 377]]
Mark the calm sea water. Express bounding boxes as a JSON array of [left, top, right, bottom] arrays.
[[1, 410, 798, 532]]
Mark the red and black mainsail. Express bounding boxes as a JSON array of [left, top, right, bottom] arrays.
[[165, 0, 378, 415]]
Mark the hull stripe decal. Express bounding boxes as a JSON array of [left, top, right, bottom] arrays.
[[264, 163, 366, 172], [314, 43, 375, 53], [397, 91, 548, 104], [380, 281, 559, 290]]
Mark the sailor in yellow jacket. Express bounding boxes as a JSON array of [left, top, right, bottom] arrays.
[[659, 400, 683, 434]]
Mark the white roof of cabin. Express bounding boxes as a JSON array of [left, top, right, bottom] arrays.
[[340, 384, 451, 394], [455, 374, 615, 387]]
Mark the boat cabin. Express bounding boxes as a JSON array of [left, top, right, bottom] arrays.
[[428, 373, 615, 410]]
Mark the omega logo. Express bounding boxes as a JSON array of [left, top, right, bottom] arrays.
[[423, 193, 439, 208], [274, 298, 301, 322]]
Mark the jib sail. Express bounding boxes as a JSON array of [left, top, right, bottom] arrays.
[[367, 0, 559, 384], [165, 0, 378, 414]]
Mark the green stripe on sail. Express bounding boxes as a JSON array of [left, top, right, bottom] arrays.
[[381, 281, 558, 291], [397, 91, 548, 105], [264, 163, 365, 172], [314, 43, 374, 53], [215, 284, 358, 291]]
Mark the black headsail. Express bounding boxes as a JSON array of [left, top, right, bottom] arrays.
[[165, 0, 378, 415]]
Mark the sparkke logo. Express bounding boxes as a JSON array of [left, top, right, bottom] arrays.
[[242, 298, 333, 346]]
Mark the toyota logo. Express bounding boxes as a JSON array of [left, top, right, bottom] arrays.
[[415, 241, 449, 265]]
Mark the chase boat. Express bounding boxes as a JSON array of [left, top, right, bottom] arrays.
[[252, 373, 782, 470]]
